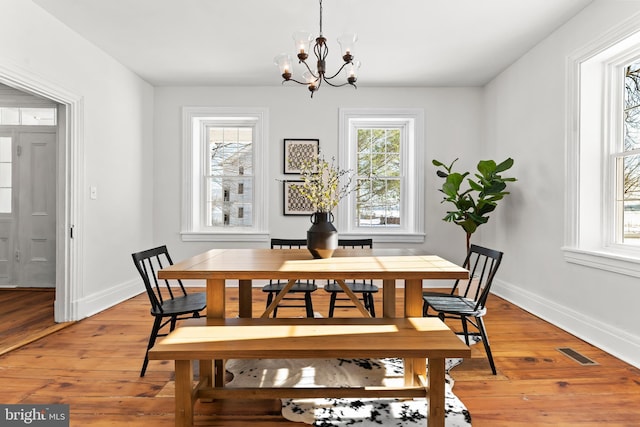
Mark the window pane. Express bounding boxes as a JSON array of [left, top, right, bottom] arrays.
[[0, 137, 12, 214], [0, 188, 10, 213], [620, 153, 640, 244], [625, 61, 640, 151], [0, 137, 11, 162], [357, 129, 371, 154], [0, 164, 11, 187], [0, 108, 19, 125], [356, 178, 400, 227], [20, 108, 56, 126], [208, 127, 253, 177]]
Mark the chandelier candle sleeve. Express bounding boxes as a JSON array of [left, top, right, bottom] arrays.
[[274, 0, 360, 98]]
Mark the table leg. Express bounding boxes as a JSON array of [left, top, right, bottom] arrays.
[[404, 278, 423, 317], [175, 359, 193, 427], [238, 279, 252, 318], [382, 279, 396, 318], [427, 357, 446, 427], [206, 279, 225, 318]]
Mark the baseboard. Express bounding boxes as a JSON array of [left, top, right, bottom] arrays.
[[74, 277, 143, 319], [492, 279, 640, 369]]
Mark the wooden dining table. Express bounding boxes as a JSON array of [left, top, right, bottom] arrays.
[[156, 247, 469, 427], [157, 247, 469, 319]]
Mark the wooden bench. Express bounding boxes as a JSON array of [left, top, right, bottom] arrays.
[[148, 317, 470, 427]]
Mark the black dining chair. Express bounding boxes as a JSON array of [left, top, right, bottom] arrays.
[[324, 238, 378, 317], [422, 244, 503, 374], [132, 245, 206, 376], [261, 238, 317, 317]]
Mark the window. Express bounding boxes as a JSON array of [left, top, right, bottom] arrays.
[[181, 107, 269, 242], [618, 61, 640, 245], [0, 107, 56, 126], [338, 108, 424, 242], [564, 22, 640, 276]]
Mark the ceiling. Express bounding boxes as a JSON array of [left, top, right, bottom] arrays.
[[32, 0, 594, 87]]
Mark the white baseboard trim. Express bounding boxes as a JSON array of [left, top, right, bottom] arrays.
[[75, 277, 143, 320], [492, 279, 640, 369]]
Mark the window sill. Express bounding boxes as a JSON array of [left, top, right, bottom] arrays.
[[562, 246, 640, 278], [181, 231, 270, 243]]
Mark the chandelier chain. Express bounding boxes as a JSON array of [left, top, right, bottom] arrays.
[[319, 0, 323, 37]]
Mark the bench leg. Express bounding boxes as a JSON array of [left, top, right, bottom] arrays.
[[175, 359, 194, 427], [238, 279, 252, 318], [427, 357, 446, 427], [382, 279, 396, 318]]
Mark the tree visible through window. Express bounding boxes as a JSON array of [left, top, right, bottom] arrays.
[[619, 61, 640, 244], [356, 128, 401, 227]]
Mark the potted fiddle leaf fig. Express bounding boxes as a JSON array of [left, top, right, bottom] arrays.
[[433, 157, 517, 251]]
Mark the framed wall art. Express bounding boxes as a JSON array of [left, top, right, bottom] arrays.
[[283, 180, 314, 216], [283, 138, 319, 174]]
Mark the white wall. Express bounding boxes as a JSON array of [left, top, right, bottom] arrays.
[[153, 86, 484, 266], [485, 0, 640, 368], [0, 0, 155, 319], [8, 0, 638, 370]]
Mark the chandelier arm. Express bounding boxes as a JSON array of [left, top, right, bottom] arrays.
[[282, 77, 314, 86], [299, 59, 319, 78], [320, 77, 353, 88], [324, 61, 351, 81]]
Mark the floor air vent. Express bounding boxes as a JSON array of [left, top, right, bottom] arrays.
[[557, 347, 598, 366]]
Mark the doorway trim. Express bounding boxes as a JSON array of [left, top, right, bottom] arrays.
[[0, 61, 82, 322]]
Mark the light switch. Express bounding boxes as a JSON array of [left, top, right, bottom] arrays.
[[90, 186, 97, 200]]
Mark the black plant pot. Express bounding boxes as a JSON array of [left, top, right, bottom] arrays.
[[307, 212, 338, 259]]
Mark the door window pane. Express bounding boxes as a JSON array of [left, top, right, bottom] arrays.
[[0, 108, 19, 125], [0, 107, 56, 126], [0, 137, 11, 213]]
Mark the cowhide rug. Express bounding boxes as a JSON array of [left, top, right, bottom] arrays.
[[225, 337, 478, 427]]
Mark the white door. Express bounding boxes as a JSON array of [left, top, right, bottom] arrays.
[[0, 128, 56, 287]]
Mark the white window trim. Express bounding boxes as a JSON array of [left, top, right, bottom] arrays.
[[564, 15, 640, 277], [181, 106, 269, 242], [338, 108, 425, 243]]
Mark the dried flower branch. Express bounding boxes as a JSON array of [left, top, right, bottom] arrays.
[[298, 155, 357, 213]]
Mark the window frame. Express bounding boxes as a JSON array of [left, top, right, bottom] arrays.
[[181, 107, 269, 242], [338, 108, 425, 243], [564, 21, 640, 277]]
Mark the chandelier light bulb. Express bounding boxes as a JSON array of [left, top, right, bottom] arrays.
[[337, 33, 358, 62], [292, 31, 313, 60], [345, 60, 361, 84], [274, 54, 293, 80]]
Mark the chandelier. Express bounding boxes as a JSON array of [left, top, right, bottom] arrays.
[[274, 0, 361, 98]]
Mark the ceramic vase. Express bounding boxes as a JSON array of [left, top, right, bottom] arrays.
[[307, 212, 338, 259]]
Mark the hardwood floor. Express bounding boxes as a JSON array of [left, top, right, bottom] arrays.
[[1, 287, 639, 426], [0, 288, 72, 356]]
